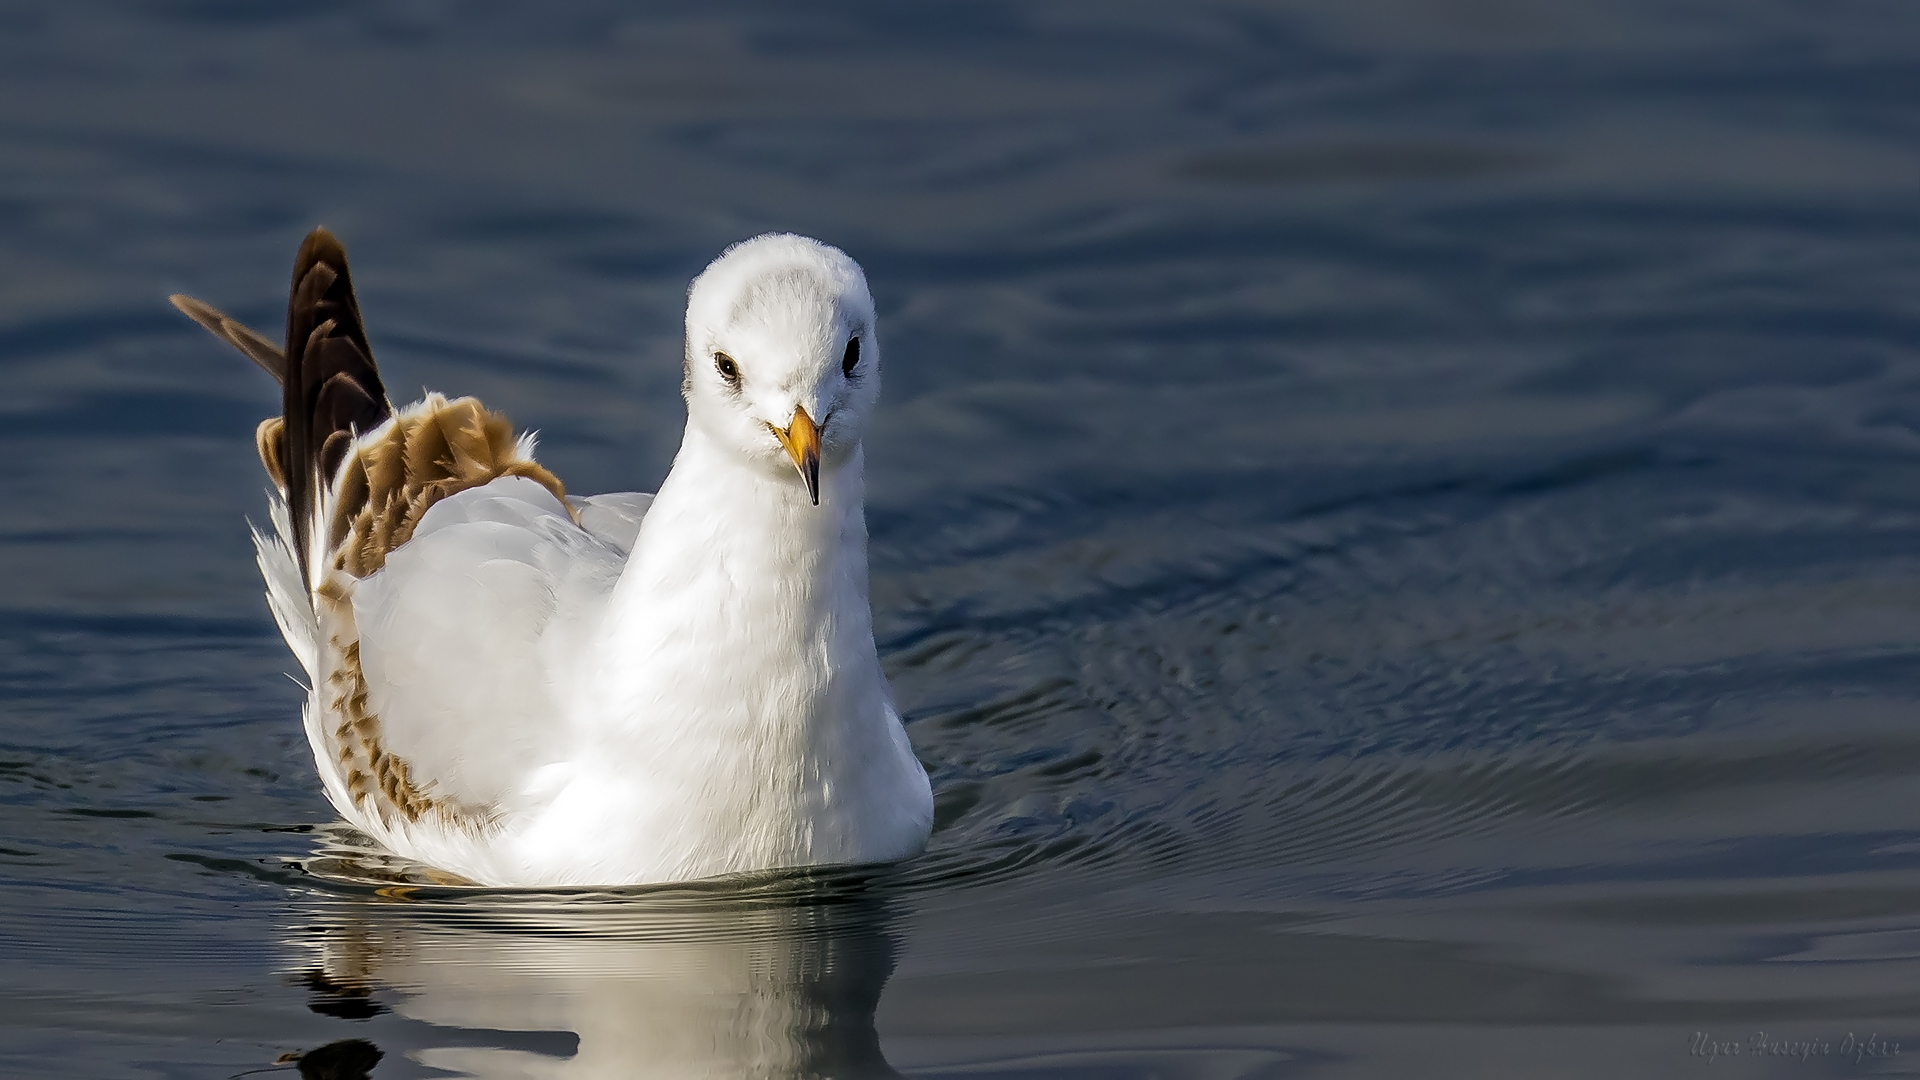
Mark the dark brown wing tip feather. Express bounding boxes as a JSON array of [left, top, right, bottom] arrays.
[[283, 227, 394, 586], [168, 293, 289, 384]]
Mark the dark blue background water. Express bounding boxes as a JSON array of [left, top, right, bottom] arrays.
[[6, 2, 1920, 1076]]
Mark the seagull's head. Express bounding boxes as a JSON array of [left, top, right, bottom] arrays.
[[682, 233, 881, 505]]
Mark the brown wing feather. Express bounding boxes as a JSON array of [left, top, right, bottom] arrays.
[[174, 230, 569, 580], [284, 229, 392, 585], [168, 294, 290, 383]]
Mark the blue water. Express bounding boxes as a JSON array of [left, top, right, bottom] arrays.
[[6, 2, 1920, 1076]]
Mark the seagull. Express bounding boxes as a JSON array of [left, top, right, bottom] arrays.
[[172, 228, 934, 887]]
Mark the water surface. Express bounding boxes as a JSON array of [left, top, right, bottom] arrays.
[[5, 2, 1920, 1076]]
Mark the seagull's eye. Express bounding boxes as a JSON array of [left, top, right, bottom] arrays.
[[841, 336, 861, 378], [714, 352, 741, 387]]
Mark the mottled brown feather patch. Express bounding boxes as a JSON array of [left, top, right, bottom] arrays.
[[323, 394, 568, 578]]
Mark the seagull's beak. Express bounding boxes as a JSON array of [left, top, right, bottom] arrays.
[[770, 406, 821, 505]]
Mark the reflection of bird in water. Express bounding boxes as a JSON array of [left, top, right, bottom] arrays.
[[286, 877, 906, 1079], [170, 228, 932, 887]]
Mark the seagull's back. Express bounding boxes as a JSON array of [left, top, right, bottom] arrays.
[[175, 228, 933, 887]]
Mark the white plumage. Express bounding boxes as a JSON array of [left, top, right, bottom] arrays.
[[189, 231, 934, 887]]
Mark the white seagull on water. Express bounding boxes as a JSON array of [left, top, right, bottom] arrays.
[[172, 228, 934, 887]]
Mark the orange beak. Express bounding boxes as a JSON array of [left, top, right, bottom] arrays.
[[769, 406, 821, 505]]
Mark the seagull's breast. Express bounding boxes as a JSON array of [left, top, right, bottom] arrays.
[[499, 440, 930, 885]]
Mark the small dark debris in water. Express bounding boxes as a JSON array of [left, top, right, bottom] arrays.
[[300, 969, 386, 1020], [279, 1039, 384, 1079], [62, 807, 155, 818]]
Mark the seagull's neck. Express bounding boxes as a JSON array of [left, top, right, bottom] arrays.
[[591, 423, 878, 729]]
